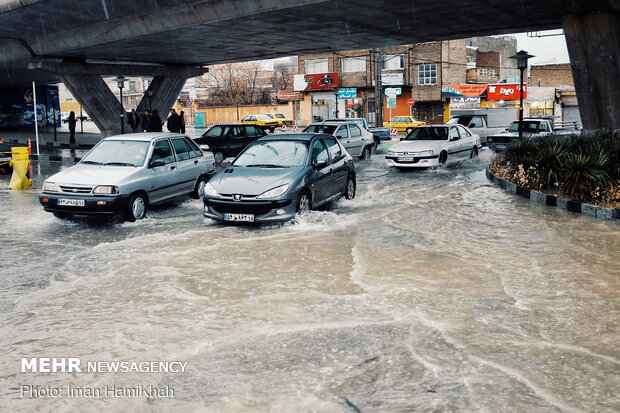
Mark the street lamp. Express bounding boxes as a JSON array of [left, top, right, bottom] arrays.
[[49, 88, 57, 142], [509, 50, 534, 140], [116, 76, 127, 134], [147, 90, 154, 112]]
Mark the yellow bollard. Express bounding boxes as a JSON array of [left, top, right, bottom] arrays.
[[8, 147, 32, 189]]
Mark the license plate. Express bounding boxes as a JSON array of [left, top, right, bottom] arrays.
[[223, 213, 254, 222], [398, 157, 414, 162], [58, 198, 85, 207]]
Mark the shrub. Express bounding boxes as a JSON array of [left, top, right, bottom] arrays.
[[559, 149, 610, 202]]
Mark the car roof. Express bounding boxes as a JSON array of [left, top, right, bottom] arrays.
[[255, 133, 325, 142], [207, 123, 257, 127], [308, 121, 347, 125], [104, 132, 188, 142]]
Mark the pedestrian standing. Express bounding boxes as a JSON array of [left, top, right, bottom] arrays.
[[167, 109, 181, 133], [128, 109, 141, 133], [179, 110, 186, 134], [150, 109, 163, 132], [68, 111, 77, 144], [140, 110, 152, 132]]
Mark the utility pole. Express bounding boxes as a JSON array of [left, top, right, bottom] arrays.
[[374, 48, 383, 127]]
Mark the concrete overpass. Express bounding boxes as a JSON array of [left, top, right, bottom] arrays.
[[0, 0, 618, 134]]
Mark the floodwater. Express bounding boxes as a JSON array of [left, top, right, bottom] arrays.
[[0, 150, 618, 412]]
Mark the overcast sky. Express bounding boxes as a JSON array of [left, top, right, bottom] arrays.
[[510, 31, 570, 65]]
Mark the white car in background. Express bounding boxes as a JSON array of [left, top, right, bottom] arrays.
[[303, 121, 375, 160], [386, 125, 481, 169]]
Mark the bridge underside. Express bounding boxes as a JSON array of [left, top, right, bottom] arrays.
[[0, 0, 617, 131]]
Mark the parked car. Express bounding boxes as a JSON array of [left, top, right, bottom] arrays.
[[240, 114, 279, 132], [0, 142, 12, 174], [487, 117, 580, 153], [327, 117, 390, 150], [39, 133, 216, 221], [265, 113, 294, 126], [383, 116, 426, 133], [193, 124, 267, 164], [447, 107, 517, 145], [302, 121, 375, 160], [386, 125, 480, 169], [203, 133, 356, 224]]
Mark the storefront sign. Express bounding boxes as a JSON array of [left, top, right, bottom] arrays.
[[451, 97, 480, 103], [442, 84, 487, 98], [277, 91, 304, 101], [294, 73, 339, 91], [487, 84, 527, 100], [337, 88, 357, 99], [381, 73, 404, 85]]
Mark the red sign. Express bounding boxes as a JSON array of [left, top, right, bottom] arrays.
[[300, 72, 339, 91], [487, 84, 527, 100], [407, 99, 415, 106], [277, 91, 304, 101]]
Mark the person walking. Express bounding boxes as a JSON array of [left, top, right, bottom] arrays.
[[166, 109, 181, 133], [140, 110, 152, 132], [68, 111, 77, 144], [179, 110, 186, 134], [128, 109, 141, 133], [150, 109, 163, 132]]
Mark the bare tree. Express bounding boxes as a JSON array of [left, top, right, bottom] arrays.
[[201, 62, 274, 106]]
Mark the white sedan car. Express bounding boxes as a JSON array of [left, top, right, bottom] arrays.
[[386, 124, 481, 169]]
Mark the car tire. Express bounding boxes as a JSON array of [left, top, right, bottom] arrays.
[[125, 192, 147, 222], [296, 191, 311, 214], [439, 151, 448, 165], [361, 146, 372, 160], [192, 176, 208, 199], [373, 137, 380, 151], [269, 127, 275, 133], [344, 175, 356, 200], [214, 151, 224, 164], [470, 146, 479, 158]]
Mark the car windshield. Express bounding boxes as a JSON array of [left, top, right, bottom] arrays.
[[274, 114, 285, 118], [447, 116, 472, 126], [233, 140, 308, 167], [202, 126, 229, 138], [80, 140, 150, 167], [303, 124, 337, 134], [403, 127, 449, 141], [257, 115, 271, 121], [508, 121, 540, 133]]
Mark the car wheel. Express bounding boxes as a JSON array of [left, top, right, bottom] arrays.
[[373, 137, 380, 151], [344, 175, 356, 200], [361, 146, 372, 160], [214, 151, 224, 164], [439, 151, 448, 165], [269, 127, 275, 133], [192, 176, 208, 199], [125, 192, 147, 222], [470, 146, 479, 158], [296, 191, 311, 214]]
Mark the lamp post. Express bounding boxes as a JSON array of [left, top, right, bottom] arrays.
[[147, 90, 153, 112], [116, 76, 127, 134], [49, 88, 57, 142], [509, 50, 534, 140]]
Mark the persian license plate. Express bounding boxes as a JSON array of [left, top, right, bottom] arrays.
[[223, 213, 254, 222], [398, 157, 414, 162], [58, 198, 85, 207]]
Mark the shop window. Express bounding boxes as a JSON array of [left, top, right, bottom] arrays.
[[418, 64, 437, 85]]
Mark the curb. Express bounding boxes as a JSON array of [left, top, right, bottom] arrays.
[[486, 167, 620, 221]]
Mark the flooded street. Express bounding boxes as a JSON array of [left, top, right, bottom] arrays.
[[0, 150, 618, 412]]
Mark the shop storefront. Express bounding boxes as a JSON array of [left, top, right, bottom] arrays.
[[526, 87, 555, 117], [442, 84, 488, 121], [293, 72, 342, 122], [485, 83, 527, 109]]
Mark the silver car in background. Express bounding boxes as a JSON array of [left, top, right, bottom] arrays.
[[39, 133, 215, 221], [303, 121, 375, 160]]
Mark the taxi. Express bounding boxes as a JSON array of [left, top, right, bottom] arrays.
[[265, 113, 294, 127], [240, 114, 279, 132], [383, 116, 426, 133]]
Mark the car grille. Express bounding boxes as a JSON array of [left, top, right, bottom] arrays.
[[206, 199, 292, 217], [59, 185, 93, 194]]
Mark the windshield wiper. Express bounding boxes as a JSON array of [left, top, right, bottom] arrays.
[[103, 162, 136, 167], [245, 164, 286, 168], [81, 160, 103, 165]]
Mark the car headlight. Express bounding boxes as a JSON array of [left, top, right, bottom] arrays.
[[93, 185, 119, 195], [43, 182, 59, 193], [203, 182, 219, 197], [256, 184, 289, 199], [415, 150, 434, 156], [387, 150, 396, 156]]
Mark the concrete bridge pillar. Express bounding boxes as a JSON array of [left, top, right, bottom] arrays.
[[135, 76, 189, 120], [562, 11, 620, 130]]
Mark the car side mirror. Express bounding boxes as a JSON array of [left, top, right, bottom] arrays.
[[149, 159, 165, 168], [450, 137, 458, 142], [469, 123, 476, 128], [313, 160, 328, 169], [400, 137, 405, 141]]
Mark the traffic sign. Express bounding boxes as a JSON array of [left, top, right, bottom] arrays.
[[386, 96, 397, 108], [384, 87, 402, 96], [186, 99, 194, 107], [407, 99, 415, 106], [337, 88, 357, 99]]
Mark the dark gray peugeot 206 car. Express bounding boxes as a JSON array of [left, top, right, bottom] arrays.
[[203, 133, 356, 223]]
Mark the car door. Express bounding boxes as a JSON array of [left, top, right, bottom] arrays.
[[347, 124, 365, 155], [226, 126, 248, 157], [245, 125, 266, 146], [458, 125, 476, 150], [310, 138, 333, 205], [447, 126, 463, 159], [334, 124, 353, 154], [147, 139, 178, 203], [324, 136, 347, 194], [170, 137, 198, 195]]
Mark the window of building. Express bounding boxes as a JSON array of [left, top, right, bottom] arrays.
[[305, 58, 329, 75], [381, 54, 404, 71], [341, 57, 366, 73], [418, 64, 437, 85], [489, 69, 498, 77], [128, 81, 136, 91], [466, 55, 476, 69], [479, 68, 488, 77]]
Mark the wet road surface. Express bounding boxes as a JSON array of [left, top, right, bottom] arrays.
[[0, 150, 618, 412]]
